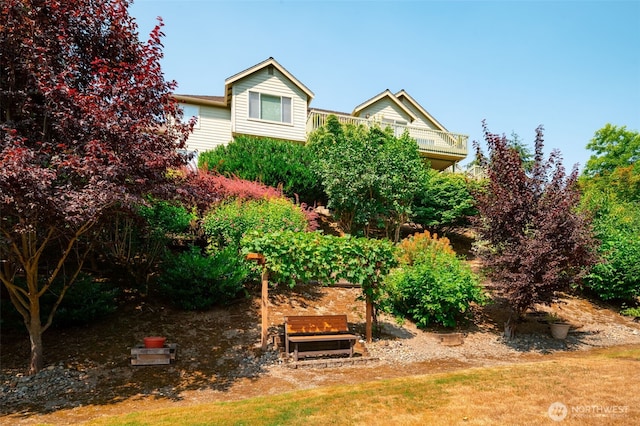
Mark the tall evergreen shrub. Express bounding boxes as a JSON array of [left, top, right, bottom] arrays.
[[198, 136, 325, 204]]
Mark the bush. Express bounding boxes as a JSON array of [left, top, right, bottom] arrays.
[[395, 230, 455, 265], [94, 199, 196, 291], [581, 190, 640, 301], [158, 246, 248, 310], [173, 170, 284, 214], [413, 170, 481, 229], [50, 274, 120, 327], [382, 231, 485, 328], [138, 198, 196, 235], [203, 198, 310, 251], [2, 273, 119, 329], [199, 135, 325, 204], [620, 306, 640, 317]]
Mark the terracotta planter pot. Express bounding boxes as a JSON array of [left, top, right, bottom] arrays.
[[144, 336, 167, 348], [550, 323, 571, 340]]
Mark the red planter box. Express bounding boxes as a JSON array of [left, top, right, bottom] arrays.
[[143, 336, 166, 348]]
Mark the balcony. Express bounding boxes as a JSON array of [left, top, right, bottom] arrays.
[[306, 111, 468, 170]]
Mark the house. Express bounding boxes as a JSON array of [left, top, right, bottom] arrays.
[[174, 57, 468, 171]]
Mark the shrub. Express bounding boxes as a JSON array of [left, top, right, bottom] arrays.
[[203, 198, 310, 251], [199, 135, 325, 204], [138, 198, 196, 235], [2, 274, 120, 329], [94, 199, 196, 291], [581, 190, 640, 301], [50, 274, 120, 327], [173, 170, 283, 214], [413, 170, 481, 229], [620, 306, 640, 317], [382, 232, 485, 328], [157, 246, 248, 310], [396, 230, 455, 265]]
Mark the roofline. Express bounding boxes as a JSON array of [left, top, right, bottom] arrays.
[[352, 89, 418, 121], [395, 89, 447, 132], [173, 94, 227, 107], [224, 57, 315, 104]]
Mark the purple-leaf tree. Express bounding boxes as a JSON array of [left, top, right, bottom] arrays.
[[473, 121, 596, 338], [0, 0, 192, 374]]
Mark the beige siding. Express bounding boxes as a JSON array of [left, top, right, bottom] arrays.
[[399, 99, 439, 130], [231, 68, 308, 142], [358, 98, 413, 124], [184, 105, 232, 153]]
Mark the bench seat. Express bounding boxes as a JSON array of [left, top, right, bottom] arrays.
[[284, 315, 358, 361]]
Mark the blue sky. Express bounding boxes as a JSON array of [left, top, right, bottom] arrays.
[[129, 0, 640, 170]]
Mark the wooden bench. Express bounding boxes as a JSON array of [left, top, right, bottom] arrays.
[[284, 315, 358, 361]]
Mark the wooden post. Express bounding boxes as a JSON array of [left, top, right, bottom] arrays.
[[261, 267, 269, 350], [246, 253, 269, 350], [365, 294, 373, 343]]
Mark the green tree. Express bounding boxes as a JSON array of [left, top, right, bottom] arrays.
[[581, 124, 640, 203], [508, 132, 535, 172], [308, 115, 426, 241], [583, 124, 640, 178], [578, 125, 640, 302]]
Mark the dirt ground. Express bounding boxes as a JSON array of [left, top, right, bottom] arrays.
[[2, 275, 640, 425]]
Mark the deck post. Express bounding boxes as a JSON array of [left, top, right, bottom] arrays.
[[365, 294, 373, 343]]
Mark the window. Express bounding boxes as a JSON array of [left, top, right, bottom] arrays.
[[179, 103, 200, 128], [248, 91, 292, 124], [382, 118, 408, 137], [382, 118, 408, 126]]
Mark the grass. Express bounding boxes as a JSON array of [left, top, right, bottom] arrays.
[[81, 347, 640, 426]]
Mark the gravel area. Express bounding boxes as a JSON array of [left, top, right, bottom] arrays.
[[367, 315, 640, 365]]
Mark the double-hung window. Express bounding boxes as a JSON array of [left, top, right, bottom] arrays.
[[249, 91, 292, 124], [179, 103, 200, 128]]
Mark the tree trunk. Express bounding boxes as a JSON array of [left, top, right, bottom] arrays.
[[27, 308, 44, 375], [504, 315, 517, 340]]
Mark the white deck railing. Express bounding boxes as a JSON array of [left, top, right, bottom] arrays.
[[443, 163, 487, 180], [306, 111, 468, 157]]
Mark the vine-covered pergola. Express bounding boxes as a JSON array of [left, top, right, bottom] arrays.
[[242, 231, 396, 350]]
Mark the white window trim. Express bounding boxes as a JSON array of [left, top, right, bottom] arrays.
[[248, 91, 293, 125]]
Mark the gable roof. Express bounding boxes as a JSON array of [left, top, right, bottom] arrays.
[[224, 57, 315, 105], [352, 89, 418, 121], [395, 89, 448, 132]]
